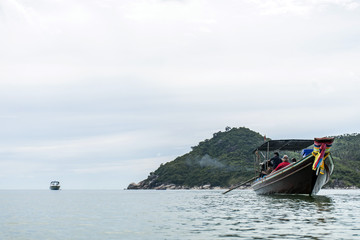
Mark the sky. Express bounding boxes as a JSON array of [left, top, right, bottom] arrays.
[[0, 0, 359, 189]]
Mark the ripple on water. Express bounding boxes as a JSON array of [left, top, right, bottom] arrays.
[[0, 189, 359, 240]]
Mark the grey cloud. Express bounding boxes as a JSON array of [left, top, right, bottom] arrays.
[[0, 0, 360, 189]]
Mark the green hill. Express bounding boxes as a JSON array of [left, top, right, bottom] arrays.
[[328, 133, 360, 188], [128, 127, 360, 189]]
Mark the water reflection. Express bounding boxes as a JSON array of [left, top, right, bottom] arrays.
[[264, 193, 332, 203], [215, 191, 341, 239], [259, 194, 334, 213]]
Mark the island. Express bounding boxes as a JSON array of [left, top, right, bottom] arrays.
[[128, 127, 360, 190]]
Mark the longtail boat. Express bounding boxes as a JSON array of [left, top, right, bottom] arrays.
[[251, 137, 334, 195]]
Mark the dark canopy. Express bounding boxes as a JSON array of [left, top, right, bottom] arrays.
[[253, 139, 313, 153]]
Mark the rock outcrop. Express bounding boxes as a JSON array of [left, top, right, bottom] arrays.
[[127, 178, 218, 190]]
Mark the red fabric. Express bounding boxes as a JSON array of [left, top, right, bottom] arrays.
[[273, 162, 290, 171]]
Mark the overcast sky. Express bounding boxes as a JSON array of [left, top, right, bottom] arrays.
[[1, 0, 359, 189]]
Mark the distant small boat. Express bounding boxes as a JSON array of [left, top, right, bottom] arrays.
[[252, 137, 335, 196], [50, 181, 61, 190]]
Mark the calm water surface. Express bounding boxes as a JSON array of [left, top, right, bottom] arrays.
[[0, 189, 359, 239]]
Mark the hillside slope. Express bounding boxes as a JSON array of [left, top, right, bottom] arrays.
[[128, 127, 265, 189], [328, 133, 360, 188]]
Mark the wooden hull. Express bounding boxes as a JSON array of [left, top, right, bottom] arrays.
[[252, 154, 333, 195]]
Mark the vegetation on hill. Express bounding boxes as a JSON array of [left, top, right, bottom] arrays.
[[128, 127, 360, 189], [328, 133, 360, 188], [129, 127, 265, 189]]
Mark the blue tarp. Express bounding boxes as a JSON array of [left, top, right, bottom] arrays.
[[301, 149, 313, 157]]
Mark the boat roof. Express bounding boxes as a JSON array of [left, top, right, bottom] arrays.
[[253, 139, 313, 153]]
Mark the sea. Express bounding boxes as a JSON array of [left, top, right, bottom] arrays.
[[0, 189, 359, 240]]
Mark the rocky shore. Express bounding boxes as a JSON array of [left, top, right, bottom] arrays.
[[127, 183, 357, 190], [127, 180, 358, 191], [127, 182, 227, 190], [126, 177, 252, 190]]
